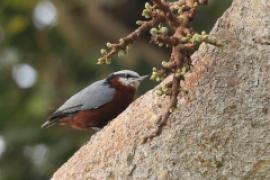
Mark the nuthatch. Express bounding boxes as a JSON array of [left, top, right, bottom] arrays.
[[41, 70, 148, 131]]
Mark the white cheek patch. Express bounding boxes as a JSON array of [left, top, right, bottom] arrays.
[[118, 77, 139, 88]]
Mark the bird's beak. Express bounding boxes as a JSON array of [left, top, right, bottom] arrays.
[[137, 75, 149, 81]]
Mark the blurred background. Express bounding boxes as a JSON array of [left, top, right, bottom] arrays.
[[0, 0, 232, 179]]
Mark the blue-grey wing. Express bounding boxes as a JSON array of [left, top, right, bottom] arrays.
[[41, 79, 115, 128], [53, 79, 115, 117]]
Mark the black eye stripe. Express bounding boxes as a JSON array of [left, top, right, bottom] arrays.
[[106, 73, 139, 84], [117, 73, 137, 78]]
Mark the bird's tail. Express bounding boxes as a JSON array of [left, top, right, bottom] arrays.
[[41, 119, 57, 128]]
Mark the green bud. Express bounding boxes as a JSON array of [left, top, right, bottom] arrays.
[[201, 31, 206, 35], [106, 42, 113, 48], [181, 66, 187, 75], [142, 9, 150, 19], [119, 38, 124, 44], [150, 28, 158, 35], [196, 34, 202, 42], [118, 49, 126, 57], [177, 8, 182, 14], [202, 34, 208, 41], [174, 72, 182, 78], [180, 37, 189, 42], [161, 85, 168, 92], [176, 68, 181, 73], [145, 2, 151, 9], [136, 20, 144, 25], [206, 36, 223, 46], [159, 27, 169, 35], [191, 33, 202, 44], [97, 57, 104, 64], [156, 90, 163, 96], [100, 48, 106, 55]]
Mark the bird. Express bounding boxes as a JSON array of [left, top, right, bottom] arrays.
[[41, 70, 148, 131]]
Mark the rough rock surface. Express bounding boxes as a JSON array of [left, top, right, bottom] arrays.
[[52, 0, 270, 179]]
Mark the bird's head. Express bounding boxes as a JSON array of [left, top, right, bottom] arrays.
[[106, 70, 148, 89]]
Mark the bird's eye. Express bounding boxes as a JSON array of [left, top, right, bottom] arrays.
[[125, 74, 131, 79]]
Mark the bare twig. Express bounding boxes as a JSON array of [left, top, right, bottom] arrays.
[[97, 15, 166, 64]]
